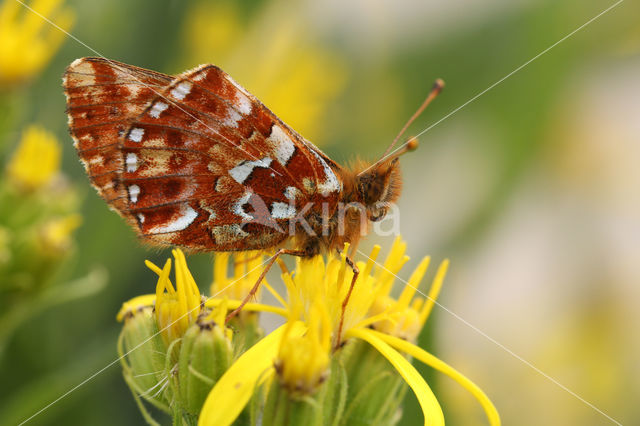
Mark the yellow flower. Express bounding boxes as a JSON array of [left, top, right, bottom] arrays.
[[210, 252, 270, 303], [366, 238, 449, 342], [199, 238, 501, 426], [180, 1, 347, 141], [147, 249, 202, 345], [6, 125, 61, 190], [275, 298, 332, 395], [0, 0, 74, 85], [37, 213, 82, 255]]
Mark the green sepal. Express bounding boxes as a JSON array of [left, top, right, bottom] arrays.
[[341, 339, 408, 426], [178, 317, 233, 416], [261, 355, 347, 426], [118, 306, 170, 414]]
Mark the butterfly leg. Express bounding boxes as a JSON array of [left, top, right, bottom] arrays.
[[225, 248, 307, 323], [336, 254, 359, 349]]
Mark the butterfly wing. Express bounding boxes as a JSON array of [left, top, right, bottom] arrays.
[[64, 59, 343, 251], [64, 57, 173, 207]]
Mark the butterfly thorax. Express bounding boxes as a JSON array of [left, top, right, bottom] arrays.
[[289, 158, 402, 257]]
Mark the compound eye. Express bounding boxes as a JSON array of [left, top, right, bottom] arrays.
[[370, 212, 385, 222], [369, 208, 387, 222]]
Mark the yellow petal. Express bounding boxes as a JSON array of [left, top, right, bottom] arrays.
[[347, 327, 444, 426], [370, 330, 500, 426], [398, 256, 430, 308], [198, 321, 306, 426], [420, 259, 449, 324]]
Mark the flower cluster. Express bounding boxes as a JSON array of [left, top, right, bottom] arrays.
[[0, 0, 74, 87], [118, 239, 500, 426], [0, 124, 103, 354], [0, 0, 105, 361]]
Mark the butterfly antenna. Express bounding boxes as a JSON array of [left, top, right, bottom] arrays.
[[381, 78, 445, 159]]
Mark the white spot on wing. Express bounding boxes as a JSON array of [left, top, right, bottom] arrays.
[[170, 81, 192, 100], [271, 202, 296, 219], [126, 153, 138, 172], [268, 125, 295, 166], [232, 190, 253, 221], [284, 186, 301, 201], [149, 101, 168, 118], [137, 213, 145, 224], [222, 108, 242, 128], [128, 184, 140, 203], [66, 59, 96, 86], [229, 157, 272, 184], [148, 204, 198, 234], [129, 128, 144, 142], [310, 149, 341, 197], [88, 155, 104, 166], [236, 93, 252, 115]]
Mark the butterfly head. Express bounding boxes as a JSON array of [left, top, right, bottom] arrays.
[[354, 137, 418, 222]]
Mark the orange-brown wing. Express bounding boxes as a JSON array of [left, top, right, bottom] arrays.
[[64, 59, 344, 251], [63, 57, 173, 205]]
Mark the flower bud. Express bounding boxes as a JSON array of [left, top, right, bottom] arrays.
[[118, 305, 170, 413], [177, 311, 234, 417], [152, 250, 202, 346], [263, 355, 349, 426]]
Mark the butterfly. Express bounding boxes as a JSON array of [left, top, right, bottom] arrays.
[[63, 57, 442, 326]]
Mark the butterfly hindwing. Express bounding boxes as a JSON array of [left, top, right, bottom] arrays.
[[64, 57, 173, 209]]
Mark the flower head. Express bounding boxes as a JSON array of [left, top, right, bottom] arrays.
[[115, 238, 500, 426], [148, 249, 202, 345], [0, 0, 74, 86], [275, 297, 332, 396], [6, 125, 61, 191], [37, 214, 82, 255], [210, 252, 268, 303], [367, 238, 449, 341], [199, 238, 500, 426]]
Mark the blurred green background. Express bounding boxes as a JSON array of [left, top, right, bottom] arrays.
[[1, 0, 638, 424]]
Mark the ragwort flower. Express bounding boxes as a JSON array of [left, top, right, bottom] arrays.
[[117, 240, 499, 425], [199, 238, 500, 426], [0, 0, 74, 86], [6, 125, 61, 190]]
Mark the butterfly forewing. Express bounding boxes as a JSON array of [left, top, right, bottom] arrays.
[[64, 58, 344, 251]]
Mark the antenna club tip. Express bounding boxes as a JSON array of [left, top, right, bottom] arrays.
[[406, 136, 419, 151], [433, 78, 445, 92]]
